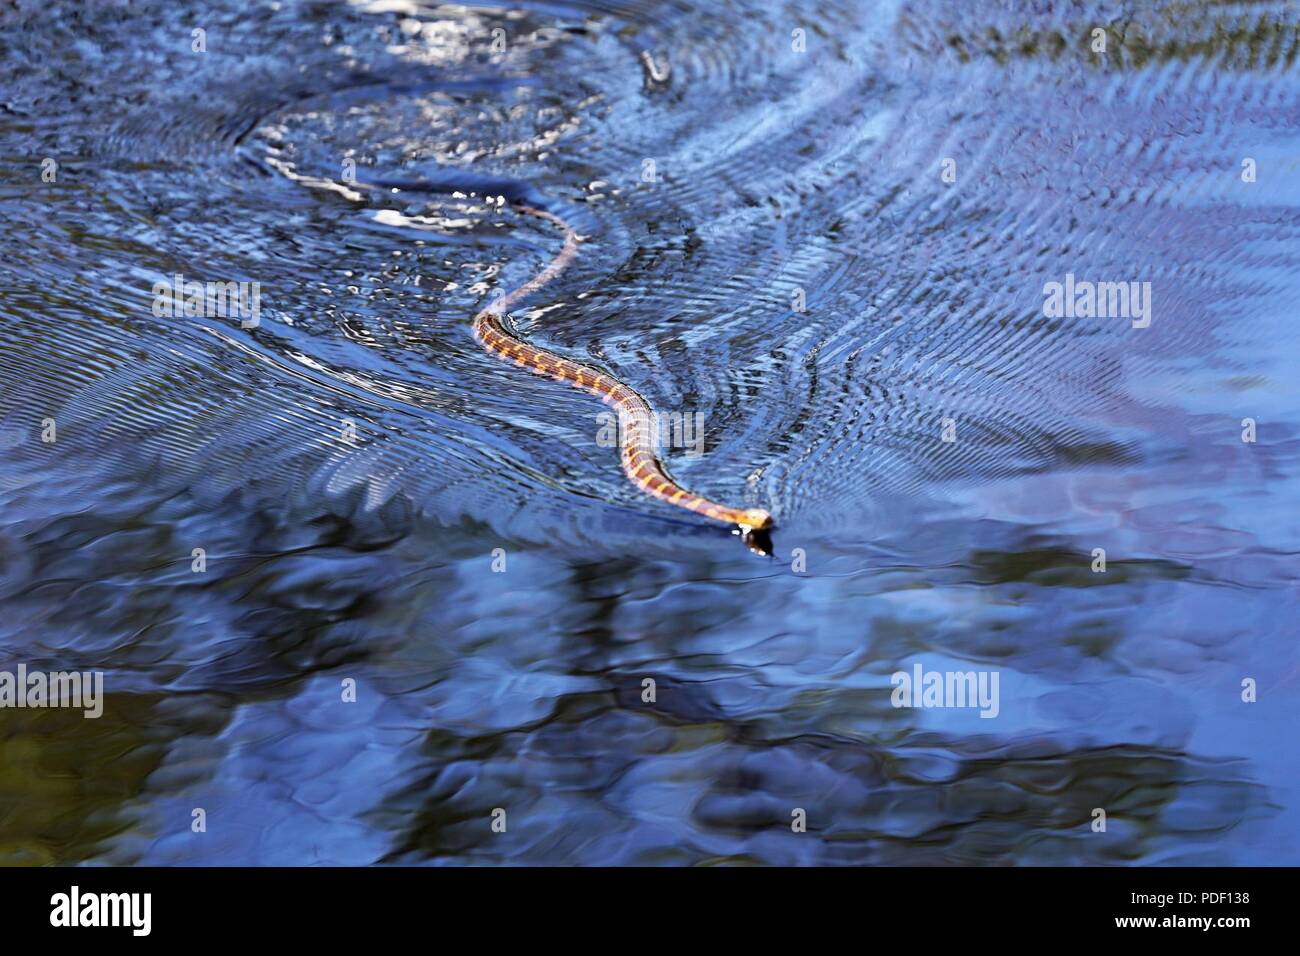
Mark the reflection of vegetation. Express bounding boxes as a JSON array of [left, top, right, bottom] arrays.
[[965, 545, 1191, 588], [0, 494, 411, 864], [0, 694, 166, 865], [925, 7, 1299, 72], [373, 699, 1269, 864], [696, 737, 1266, 865]]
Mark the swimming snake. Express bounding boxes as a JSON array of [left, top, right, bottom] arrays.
[[472, 203, 775, 542], [259, 142, 773, 545]]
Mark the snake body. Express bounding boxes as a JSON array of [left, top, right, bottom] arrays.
[[473, 204, 774, 535]]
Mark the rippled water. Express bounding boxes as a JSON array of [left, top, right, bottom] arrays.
[[1, 0, 1298, 865]]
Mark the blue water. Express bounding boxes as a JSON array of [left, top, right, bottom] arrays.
[[0, 0, 1297, 864]]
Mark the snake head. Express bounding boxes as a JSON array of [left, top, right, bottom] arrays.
[[737, 509, 774, 531], [740, 525, 774, 557]]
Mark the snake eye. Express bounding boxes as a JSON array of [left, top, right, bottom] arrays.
[[742, 509, 774, 530]]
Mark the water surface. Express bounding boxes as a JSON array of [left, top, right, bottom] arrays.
[[1, 0, 1298, 864]]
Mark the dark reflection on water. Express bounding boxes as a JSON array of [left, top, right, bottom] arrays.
[[1, 0, 1297, 864]]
